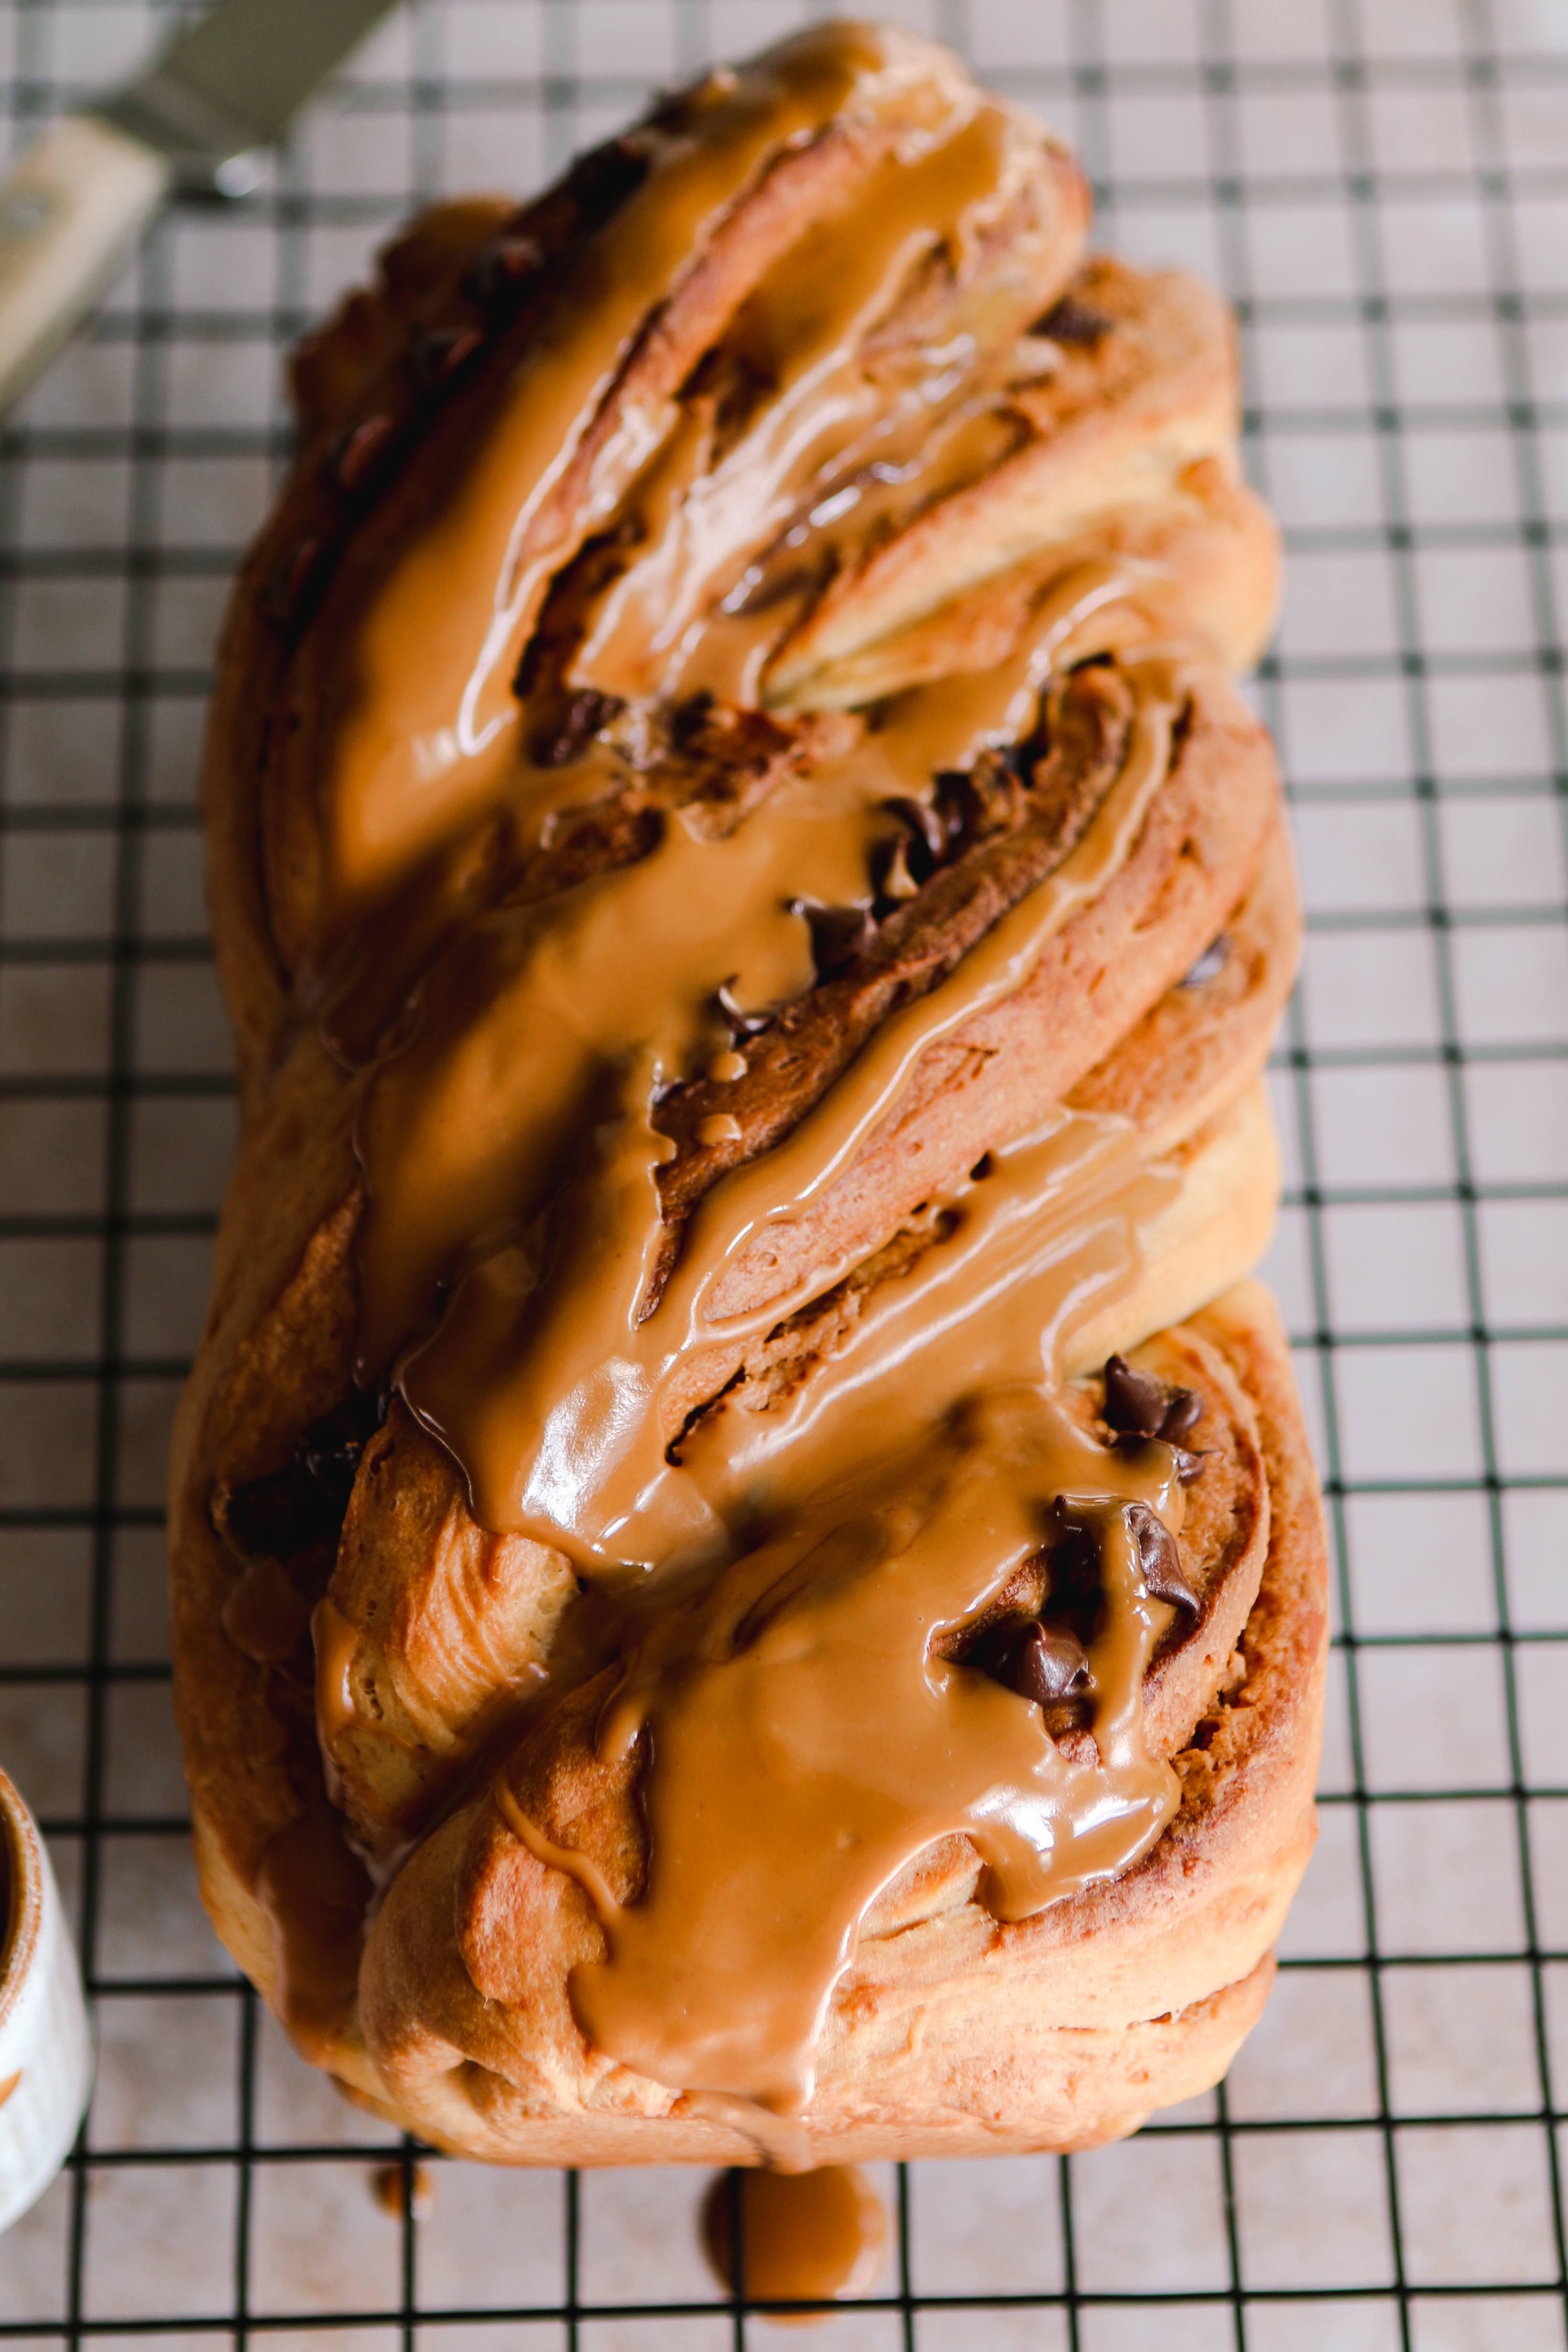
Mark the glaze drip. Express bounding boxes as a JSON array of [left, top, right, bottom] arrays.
[[701, 2165, 888, 2310]]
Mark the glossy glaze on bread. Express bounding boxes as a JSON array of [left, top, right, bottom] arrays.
[[171, 21, 1325, 2159]]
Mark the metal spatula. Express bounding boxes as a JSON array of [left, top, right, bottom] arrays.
[[0, 0, 398, 413]]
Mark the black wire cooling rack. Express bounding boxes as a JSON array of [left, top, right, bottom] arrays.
[[2, 0, 1567, 2344]]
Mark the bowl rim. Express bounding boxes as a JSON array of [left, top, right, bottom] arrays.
[[0, 1765, 43, 2043]]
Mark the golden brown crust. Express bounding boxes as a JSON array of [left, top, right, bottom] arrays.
[[1070, 813, 1301, 1149], [319, 1407, 577, 1859], [769, 253, 1267, 703], [170, 26, 1322, 2159]]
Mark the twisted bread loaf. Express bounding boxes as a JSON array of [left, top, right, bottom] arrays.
[[172, 21, 1326, 2161]]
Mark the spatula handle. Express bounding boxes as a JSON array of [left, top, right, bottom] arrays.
[[0, 114, 170, 414]]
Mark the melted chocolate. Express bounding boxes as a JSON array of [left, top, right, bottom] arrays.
[[1125, 1498, 1201, 1617], [993, 1618, 1092, 1708], [1102, 1352, 1206, 1446]]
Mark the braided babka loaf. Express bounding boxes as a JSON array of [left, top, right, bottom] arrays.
[[172, 21, 1327, 2164]]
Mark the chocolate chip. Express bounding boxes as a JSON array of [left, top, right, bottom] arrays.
[[668, 688, 719, 750], [413, 324, 485, 390], [568, 134, 653, 233], [930, 765, 985, 852], [298, 1385, 391, 1505], [299, 1427, 366, 1506], [716, 980, 773, 1039], [220, 1462, 331, 1562], [997, 1619, 1092, 1707], [1102, 1353, 1206, 1445], [1048, 1519, 1101, 1605], [467, 231, 544, 311], [1181, 936, 1229, 988], [333, 412, 397, 495], [267, 536, 328, 631], [792, 897, 877, 977], [877, 833, 921, 903], [527, 686, 626, 766], [1115, 1431, 1208, 1484], [883, 794, 949, 875], [1158, 1387, 1205, 1442], [1102, 1353, 1169, 1440], [1035, 294, 1114, 346], [1126, 1502, 1200, 1616], [219, 1385, 390, 1562], [963, 745, 1029, 837]]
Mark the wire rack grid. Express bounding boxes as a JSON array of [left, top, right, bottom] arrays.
[[0, 0, 1566, 2344]]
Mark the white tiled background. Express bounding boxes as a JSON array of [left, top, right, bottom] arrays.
[[0, 0, 1566, 2344]]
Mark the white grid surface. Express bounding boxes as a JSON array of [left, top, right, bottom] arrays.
[[1, 1, 1567, 2344]]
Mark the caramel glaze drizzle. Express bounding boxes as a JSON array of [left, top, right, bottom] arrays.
[[702, 2164, 888, 2309], [314, 21, 1013, 931], [576, 1393, 1186, 2114], [370, 627, 1181, 1566], [229, 23, 1256, 2112]]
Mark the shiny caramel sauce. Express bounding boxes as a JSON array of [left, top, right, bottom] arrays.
[[371, 2159, 435, 2220], [317, 23, 969, 926], [381, 636, 1179, 1564], [702, 2165, 888, 2317], [571, 1391, 1183, 2112], [232, 22, 1246, 2115]]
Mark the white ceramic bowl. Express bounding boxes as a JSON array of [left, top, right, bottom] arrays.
[[0, 1766, 92, 2234]]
